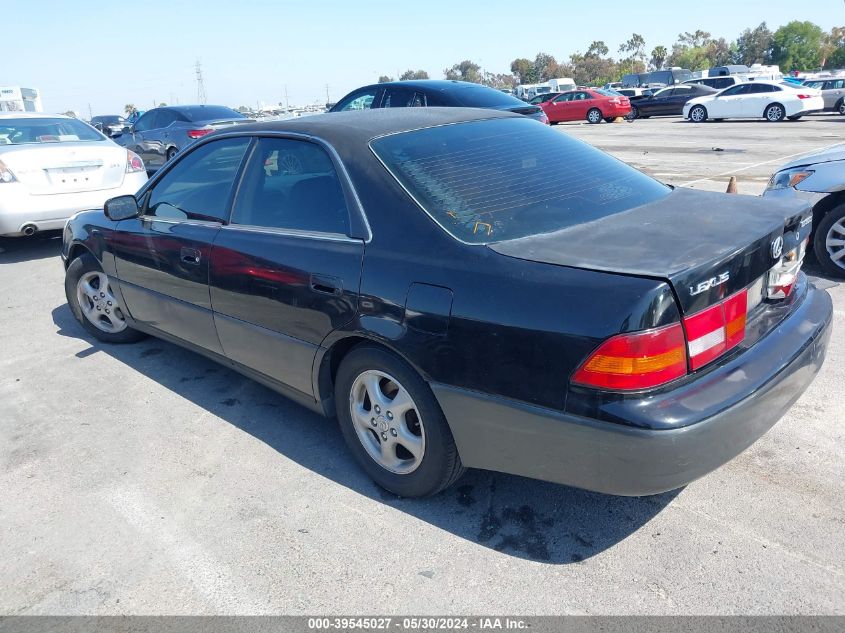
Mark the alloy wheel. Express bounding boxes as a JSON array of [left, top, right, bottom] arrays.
[[76, 271, 127, 333], [587, 109, 601, 124], [825, 218, 845, 271], [766, 105, 784, 122], [348, 370, 425, 474], [690, 106, 705, 122]]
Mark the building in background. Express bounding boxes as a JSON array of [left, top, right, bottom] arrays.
[[0, 86, 43, 112]]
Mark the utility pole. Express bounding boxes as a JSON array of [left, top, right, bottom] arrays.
[[325, 84, 330, 104], [195, 60, 207, 104], [87, 103, 92, 119], [284, 84, 289, 110]]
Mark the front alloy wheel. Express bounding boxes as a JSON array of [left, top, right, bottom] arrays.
[[689, 105, 707, 122], [814, 204, 845, 277], [76, 271, 127, 334]]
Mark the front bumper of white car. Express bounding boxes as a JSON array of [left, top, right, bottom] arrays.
[[0, 172, 147, 236]]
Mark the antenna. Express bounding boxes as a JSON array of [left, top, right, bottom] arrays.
[[195, 60, 207, 104]]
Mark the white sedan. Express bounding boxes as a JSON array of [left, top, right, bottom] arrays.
[[0, 113, 147, 237], [683, 81, 824, 123]]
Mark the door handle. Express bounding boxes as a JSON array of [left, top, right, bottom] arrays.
[[310, 273, 342, 295], [180, 247, 201, 265]]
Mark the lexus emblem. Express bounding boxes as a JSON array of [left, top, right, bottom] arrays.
[[771, 236, 784, 259]]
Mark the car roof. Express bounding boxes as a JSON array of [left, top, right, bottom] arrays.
[[0, 112, 71, 119], [217, 107, 517, 145], [355, 79, 494, 93]]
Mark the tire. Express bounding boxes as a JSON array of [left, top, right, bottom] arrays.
[[166, 147, 178, 161], [787, 115, 802, 121], [813, 203, 845, 278], [689, 105, 707, 122], [586, 108, 602, 124], [335, 345, 465, 497], [65, 253, 145, 344], [604, 117, 616, 123], [764, 103, 786, 122], [836, 99, 845, 115], [626, 106, 639, 120]]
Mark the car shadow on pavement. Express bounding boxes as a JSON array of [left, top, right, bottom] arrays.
[[0, 232, 63, 263], [52, 303, 679, 564]]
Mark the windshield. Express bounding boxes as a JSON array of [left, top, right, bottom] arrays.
[[99, 116, 126, 125], [178, 106, 246, 122], [0, 118, 103, 144], [450, 86, 526, 108], [371, 117, 670, 244], [595, 89, 621, 97]]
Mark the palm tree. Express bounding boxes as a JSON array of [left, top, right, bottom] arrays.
[[124, 104, 136, 117]]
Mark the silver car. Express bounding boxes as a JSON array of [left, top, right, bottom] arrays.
[[802, 78, 845, 115], [763, 145, 845, 276]]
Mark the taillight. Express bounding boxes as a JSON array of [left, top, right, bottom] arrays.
[[767, 238, 808, 300], [683, 289, 748, 370], [572, 323, 688, 390], [0, 158, 16, 183], [187, 128, 213, 139], [126, 150, 145, 173], [796, 94, 813, 99]]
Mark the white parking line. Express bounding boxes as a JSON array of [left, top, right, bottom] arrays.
[[681, 142, 845, 186]]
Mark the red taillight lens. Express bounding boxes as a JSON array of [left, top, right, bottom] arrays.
[[187, 128, 213, 139], [683, 289, 748, 371], [572, 323, 688, 390], [126, 150, 144, 173], [797, 94, 812, 99]]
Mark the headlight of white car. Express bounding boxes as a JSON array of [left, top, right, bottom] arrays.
[[766, 168, 814, 191], [0, 158, 16, 183]]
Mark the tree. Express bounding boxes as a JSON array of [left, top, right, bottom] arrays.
[[825, 27, 845, 69], [677, 30, 712, 49], [444, 60, 483, 83], [510, 57, 537, 84], [62, 110, 76, 118], [569, 41, 619, 86], [400, 69, 429, 80], [158, 102, 167, 107], [771, 21, 824, 71], [734, 22, 773, 65], [650, 46, 667, 70], [377, 75, 393, 83], [619, 33, 646, 74], [124, 104, 137, 116]]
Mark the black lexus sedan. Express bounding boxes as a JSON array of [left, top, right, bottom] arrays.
[[61, 108, 832, 498], [329, 80, 549, 124], [628, 83, 717, 119]]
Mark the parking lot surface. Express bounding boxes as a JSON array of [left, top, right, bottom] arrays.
[[1, 116, 843, 615]]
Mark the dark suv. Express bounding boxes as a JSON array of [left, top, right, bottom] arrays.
[[330, 80, 548, 124]]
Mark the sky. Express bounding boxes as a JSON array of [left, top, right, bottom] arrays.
[[5, 0, 844, 116]]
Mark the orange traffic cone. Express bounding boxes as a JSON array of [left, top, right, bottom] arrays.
[[726, 176, 738, 194]]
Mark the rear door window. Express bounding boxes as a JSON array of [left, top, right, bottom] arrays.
[[334, 89, 379, 111], [371, 117, 669, 244], [382, 87, 418, 108], [230, 137, 350, 235]]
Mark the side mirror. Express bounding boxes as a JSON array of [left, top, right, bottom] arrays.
[[104, 195, 140, 221]]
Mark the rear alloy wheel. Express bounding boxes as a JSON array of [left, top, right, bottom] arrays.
[[836, 99, 845, 115], [765, 103, 786, 122], [335, 345, 464, 497], [626, 106, 639, 120], [586, 108, 602, 124], [813, 203, 845, 278], [689, 105, 707, 122], [65, 253, 145, 343]]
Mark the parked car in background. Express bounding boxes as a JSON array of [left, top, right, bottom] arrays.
[[684, 81, 824, 122], [615, 88, 654, 99], [622, 68, 693, 88], [628, 84, 717, 119], [90, 115, 129, 137], [113, 105, 253, 172], [528, 92, 562, 105], [684, 76, 744, 90], [61, 108, 831, 498], [801, 78, 845, 115], [0, 113, 146, 237], [329, 80, 548, 124], [540, 89, 631, 124], [764, 145, 845, 276]]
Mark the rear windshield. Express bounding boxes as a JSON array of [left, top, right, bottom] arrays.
[[371, 117, 670, 244], [0, 118, 103, 145], [178, 106, 245, 122], [98, 116, 126, 124], [449, 86, 526, 108]]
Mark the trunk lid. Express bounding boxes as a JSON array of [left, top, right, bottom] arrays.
[[0, 140, 127, 195], [489, 188, 812, 314]]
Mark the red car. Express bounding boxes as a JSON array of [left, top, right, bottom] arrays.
[[540, 89, 631, 124]]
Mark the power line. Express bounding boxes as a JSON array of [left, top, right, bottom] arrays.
[[195, 60, 207, 104]]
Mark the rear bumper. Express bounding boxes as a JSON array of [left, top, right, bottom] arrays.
[[0, 172, 147, 236], [433, 279, 832, 496]]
